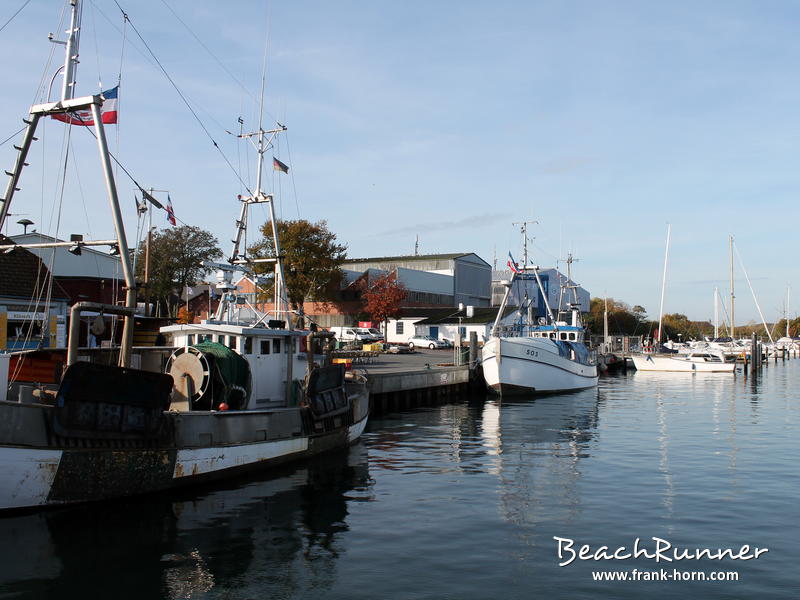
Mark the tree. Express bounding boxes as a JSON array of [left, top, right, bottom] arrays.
[[360, 271, 407, 338], [248, 219, 347, 315], [135, 226, 222, 316]]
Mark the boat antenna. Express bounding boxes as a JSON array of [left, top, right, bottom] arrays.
[[512, 220, 537, 268]]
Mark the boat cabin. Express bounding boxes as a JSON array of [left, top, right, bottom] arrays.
[[161, 323, 315, 409]]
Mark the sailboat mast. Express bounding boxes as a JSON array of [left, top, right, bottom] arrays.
[[729, 235, 735, 338], [713, 287, 719, 339], [656, 224, 671, 344], [786, 283, 790, 338]]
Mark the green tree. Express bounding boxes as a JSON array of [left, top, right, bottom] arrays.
[[248, 219, 347, 315], [135, 226, 222, 316]]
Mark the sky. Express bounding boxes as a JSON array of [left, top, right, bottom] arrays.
[[0, 0, 798, 326]]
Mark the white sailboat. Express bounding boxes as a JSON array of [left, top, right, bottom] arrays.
[[481, 229, 598, 394], [631, 225, 734, 373]]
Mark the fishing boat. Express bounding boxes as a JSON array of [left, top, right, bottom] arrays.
[[0, 0, 368, 511], [481, 236, 598, 394]]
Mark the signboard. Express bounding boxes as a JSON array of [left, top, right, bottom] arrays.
[[7, 311, 46, 321]]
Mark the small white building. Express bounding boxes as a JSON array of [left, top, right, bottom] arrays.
[[384, 307, 516, 345]]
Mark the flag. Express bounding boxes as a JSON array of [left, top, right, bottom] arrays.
[[507, 252, 521, 274], [166, 195, 177, 226], [51, 86, 119, 126], [135, 194, 147, 215], [273, 156, 289, 173]]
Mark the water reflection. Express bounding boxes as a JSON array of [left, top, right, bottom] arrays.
[[0, 447, 372, 599]]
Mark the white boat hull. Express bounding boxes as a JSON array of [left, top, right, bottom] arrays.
[[630, 354, 735, 373], [481, 337, 598, 394]]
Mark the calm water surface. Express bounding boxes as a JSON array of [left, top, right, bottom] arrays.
[[1, 361, 798, 599]]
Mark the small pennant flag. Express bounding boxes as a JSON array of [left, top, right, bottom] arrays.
[[51, 86, 119, 126], [166, 195, 177, 226], [135, 194, 147, 215], [507, 252, 521, 274], [273, 157, 289, 173]]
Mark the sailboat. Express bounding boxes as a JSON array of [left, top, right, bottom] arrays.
[[481, 226, 598, 394], [0, 0, 368, 511], [630, 226, 734, 373]]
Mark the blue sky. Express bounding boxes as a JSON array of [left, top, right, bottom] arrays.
[[1, 0, 797, 325]]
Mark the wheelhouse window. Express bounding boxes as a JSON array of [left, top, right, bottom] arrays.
[[243, 337, 253, 354], [261, 340, 271, 354], [569, 333, 576, 341], [273, 339, 281, 354], [187, 334, 195, 345]]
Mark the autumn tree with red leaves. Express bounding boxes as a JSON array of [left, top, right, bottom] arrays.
[[361, 271, 407, 339]]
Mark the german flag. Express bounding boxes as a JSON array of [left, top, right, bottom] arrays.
[[273, 157, 289, 173]]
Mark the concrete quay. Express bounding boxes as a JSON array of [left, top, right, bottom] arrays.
[[354, 348, 481, 414]]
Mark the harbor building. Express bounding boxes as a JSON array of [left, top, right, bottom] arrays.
[[343, 253, 492, 309], [0, 235, 68, 351], [225, 252, 493, 329]]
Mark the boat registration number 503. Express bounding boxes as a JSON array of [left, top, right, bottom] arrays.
[[525, 349, 539, 357]]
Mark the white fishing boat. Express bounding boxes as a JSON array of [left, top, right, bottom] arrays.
[[481, 237, 597, 395], [0, 0, 368, 511]]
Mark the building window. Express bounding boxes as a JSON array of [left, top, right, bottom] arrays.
[[396, 321, 404, 335], [261, 340, 270, 354]]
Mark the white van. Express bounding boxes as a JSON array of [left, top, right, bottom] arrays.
[[329, 326, 373, 343]]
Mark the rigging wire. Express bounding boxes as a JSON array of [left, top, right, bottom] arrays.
[[111, 0, 252, 195], [158, 0, 267, 110], [283, 131, 302, 219], [0, 0, 31, 35], [0, 126, 27, 148]]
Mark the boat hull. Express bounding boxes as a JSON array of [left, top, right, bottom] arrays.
[[481, 337, 598, 395], [630, 354, 735, 373], [0, 380, 369, 512]]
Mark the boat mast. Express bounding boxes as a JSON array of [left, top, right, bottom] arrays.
[[0, 0, 137, 367], [729, 234, 735, 339], [656, 224, 671, 345], [786, 283, 790, 338], [713, 287, 719, 339]]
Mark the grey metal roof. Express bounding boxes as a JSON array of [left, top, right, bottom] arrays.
[[345, 252, 479, 264]]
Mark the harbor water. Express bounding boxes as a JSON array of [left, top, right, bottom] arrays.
[[1, 360, 797, 599]]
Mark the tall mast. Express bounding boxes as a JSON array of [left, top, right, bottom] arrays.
[[60, 0, 80, 101], [729, 234, 735, 339], [512, 220, 537, 267], [656, 224, 671, 344], [786, 283, 791, 338], [713, 287, 719, 339], [0, 0, 137, 366]]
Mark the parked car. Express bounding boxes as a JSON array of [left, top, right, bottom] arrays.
[[356, 327, 383, 342], [408, 335, 449, 349], [329, 326, 373, 343]]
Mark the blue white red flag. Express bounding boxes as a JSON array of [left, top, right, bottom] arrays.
[[51, 86, 119, 126], [166, 195, 177, 226], [507, 252, 521, 273]]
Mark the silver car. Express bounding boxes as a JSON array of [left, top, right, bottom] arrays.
[[407, 335, 448, 350]]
